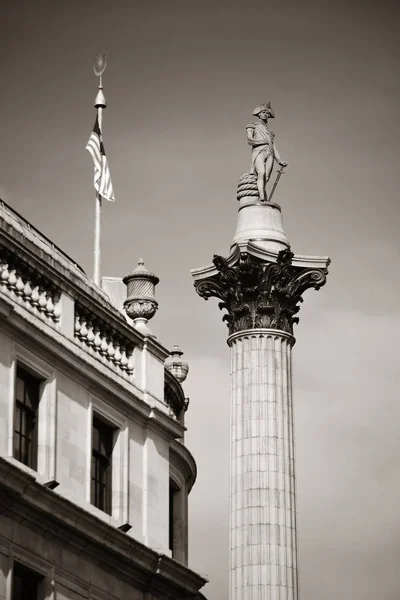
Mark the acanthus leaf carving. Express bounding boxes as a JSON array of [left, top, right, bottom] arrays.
[[194, 249, 329, 335]]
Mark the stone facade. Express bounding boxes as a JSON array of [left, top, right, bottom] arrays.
[[0, 200, 207, 599]]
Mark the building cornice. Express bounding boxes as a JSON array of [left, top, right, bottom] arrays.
[[0, 457, 207, 598]]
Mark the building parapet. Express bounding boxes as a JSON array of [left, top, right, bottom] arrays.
[[0, 199, 181, 415]]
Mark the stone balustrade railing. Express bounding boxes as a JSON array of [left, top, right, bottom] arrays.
[[0, 246, 61, 326], [0, 240, 138, 383], [0, 200, 175, 397], [74, 305, 135, 377], [0, 240, 136, 380]]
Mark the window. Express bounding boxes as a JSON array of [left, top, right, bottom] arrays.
[[169, 478, 180, 554], [13, 366, 42, 469], [91, 416, 114, 514], [12, 562, 43, 600]]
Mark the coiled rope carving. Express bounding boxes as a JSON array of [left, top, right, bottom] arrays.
[[237, 173, 259, 201]]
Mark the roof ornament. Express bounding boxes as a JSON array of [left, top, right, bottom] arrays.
[[123, 259, 159, 337], [165, 345, 189, 384], [94, 51, 107, 78], [94, 51, 107, 109]]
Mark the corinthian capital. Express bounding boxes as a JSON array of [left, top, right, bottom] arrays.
[[194, 248, 329, 335]]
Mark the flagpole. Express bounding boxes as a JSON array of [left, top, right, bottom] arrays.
[[94, 191, 101, 285], [93, 66, 106, 286]]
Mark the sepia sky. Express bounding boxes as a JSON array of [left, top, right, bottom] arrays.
[[1, 0, 399, 598]]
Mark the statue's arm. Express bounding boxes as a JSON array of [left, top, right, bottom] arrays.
[[246, 125, 255, 146], [247, 124, 273, 147], [273, 142, 288, 166]]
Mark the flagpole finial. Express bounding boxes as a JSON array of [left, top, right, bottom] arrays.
[[94, 51, 107, 109]]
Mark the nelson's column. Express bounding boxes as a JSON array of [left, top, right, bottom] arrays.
[[191, 103, 330, 600]]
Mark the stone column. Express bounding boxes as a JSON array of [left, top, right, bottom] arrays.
[[229, 329, 297, 600], [193, 247, 329, 600]]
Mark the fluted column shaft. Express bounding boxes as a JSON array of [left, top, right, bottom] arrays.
[[229, 329, 298, 600]]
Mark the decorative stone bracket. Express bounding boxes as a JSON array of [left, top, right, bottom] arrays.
[[194, 248, 329, 335]]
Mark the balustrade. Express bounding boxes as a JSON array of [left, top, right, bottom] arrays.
[[0, 208, 137, 386], [74, 306, 135, 377], [0, 247, 61, 325]]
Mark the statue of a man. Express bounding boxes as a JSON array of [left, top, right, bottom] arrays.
[[246, 103, 287, 201]]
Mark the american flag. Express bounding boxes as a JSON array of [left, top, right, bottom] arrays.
[[86, 116, 115, 202]]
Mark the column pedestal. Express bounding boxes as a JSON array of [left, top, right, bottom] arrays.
[[232, 200, 289, 253], [229, 329, 298, 600]]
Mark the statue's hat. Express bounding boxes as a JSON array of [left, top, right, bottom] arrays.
[[252, 102, 275, 118]]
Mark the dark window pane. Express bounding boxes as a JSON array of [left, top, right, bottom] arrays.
[[91, 416, 114, 515], [25, 377, 39, 409], [92, 424, 99, 451], [20, 410, 27, 436], [21, 437, 28, 466], [15, 378, 24, 402], [169, 484, 174, 552], [14, 367, 41, 470], [12, 574, 23, 600], [100, 437, 107, 455], [13, 562, 42, 600], [14, 405, 21, 434]]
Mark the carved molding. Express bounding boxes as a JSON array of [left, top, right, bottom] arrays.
[[124, 297, 158, 321], [194, 248, 329, 335]]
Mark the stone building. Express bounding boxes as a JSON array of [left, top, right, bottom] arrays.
[[0, 199, 208, 600]]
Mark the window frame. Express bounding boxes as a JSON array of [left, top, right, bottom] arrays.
[[9, 345, 57, 481], [91, 415, 115, 515], [86, 396, 129, 523], [169, 478, 181, 554], [169, 463, 188, 564], [13, 366, 41, 470], [9, 553, 52, 600]]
